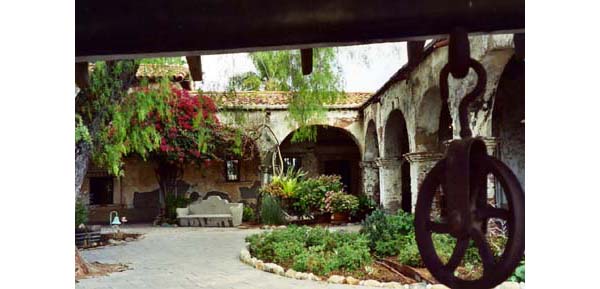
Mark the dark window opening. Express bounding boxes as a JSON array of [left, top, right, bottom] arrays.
[[324, 160, 352, 193], [225, 160, 240, 182], [89, 177, 114, 205], [283, 156, 302, 172]]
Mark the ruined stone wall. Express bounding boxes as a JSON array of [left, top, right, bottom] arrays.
[[84, 156, 261, 223], [361, 34, 520, 211], [118, 157, 261, 206], [217, 108, 366, 193], [217, 108, 365, 159]]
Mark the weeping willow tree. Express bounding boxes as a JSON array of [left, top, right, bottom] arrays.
[[227, 48, 344, 142]]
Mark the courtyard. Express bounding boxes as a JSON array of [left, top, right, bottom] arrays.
[[76, 225, 398, 289], [74, 33, 525, 289], [72, 3, 526, 289]]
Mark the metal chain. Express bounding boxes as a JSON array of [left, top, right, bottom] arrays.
[[439, 28, 488, 138]]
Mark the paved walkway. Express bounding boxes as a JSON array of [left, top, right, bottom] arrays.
[[76, 225, 380, 289]]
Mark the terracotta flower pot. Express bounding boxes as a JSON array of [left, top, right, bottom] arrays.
[[331, 212, 349, 224], [316, 212, 332, 224]]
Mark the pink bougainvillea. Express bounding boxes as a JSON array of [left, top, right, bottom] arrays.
[[149, 87, 220, 165]]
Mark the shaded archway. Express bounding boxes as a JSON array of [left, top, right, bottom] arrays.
[[438, 98, 453, 149], [415, 87, 453, 152], [492, 55, 525, 207], [363, 121, 380, 204], [383, 109, 411, 213], [280, 125, 361, 195]]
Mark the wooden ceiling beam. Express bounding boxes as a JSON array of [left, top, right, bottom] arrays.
[[301, 49, 313, 75], [75, 62, 89, 89], [76, 0, 524, 62], [186, 56, 203, 82]]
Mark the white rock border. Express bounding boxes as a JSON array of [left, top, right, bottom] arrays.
[[240, 246, 524, 289]]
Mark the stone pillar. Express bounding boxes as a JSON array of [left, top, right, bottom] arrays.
[[481, 137, 500, 205], [403, 151, 444, 213], [360, 161, 380, 203], [376, 157, 403, 213], [259, 165, 272, 186]]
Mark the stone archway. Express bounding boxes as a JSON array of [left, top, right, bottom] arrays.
[[492, 55, 525, 208], [279, 125, 362, 195], [415, 87, 443, 151], [362, 120, 380, 204], [381, 109, 411, 213], [414, 87, 453, 152]]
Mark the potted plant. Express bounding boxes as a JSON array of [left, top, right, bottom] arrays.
[[324, 191, 359, 224], [292, 175, 344, 223], [350, 194, 377, 222]]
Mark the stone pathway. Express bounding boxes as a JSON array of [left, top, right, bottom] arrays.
[[76, 225, 385, 289]]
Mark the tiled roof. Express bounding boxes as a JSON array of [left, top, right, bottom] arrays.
[[88, 63, 190, 80], [135, 64, 189, 80], [203, 91, 372, 109]]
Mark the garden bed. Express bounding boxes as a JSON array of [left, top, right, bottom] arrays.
[[243, 225, 429, 285], [242, 210, 523, 287]]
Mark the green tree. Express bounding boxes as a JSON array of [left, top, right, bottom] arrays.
[[75, 60, 141, 198], [76, 58, 249, 214], [227, 49, 344, 142], [75, 60, 141, 278]]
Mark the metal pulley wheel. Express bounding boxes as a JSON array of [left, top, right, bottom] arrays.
[[414, 138, 525, 289]]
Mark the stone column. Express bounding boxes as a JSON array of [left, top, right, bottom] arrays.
[[259, 165, 272, 186], [403, 151, 444, 213], [376, 157, 403, 213], [481, 137, 500, 205], [360, 161, 380, 203]]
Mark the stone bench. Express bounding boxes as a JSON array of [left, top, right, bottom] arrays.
[[176, 196, 243, 227]]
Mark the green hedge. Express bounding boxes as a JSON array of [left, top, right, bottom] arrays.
[[360, 209, 487, 267], [246, 226, 372, 276]]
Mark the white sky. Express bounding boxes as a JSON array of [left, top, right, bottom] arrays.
[[196, 42, 408, 93]]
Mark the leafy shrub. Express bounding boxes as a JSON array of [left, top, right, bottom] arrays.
[[246, 226, 372, 276], [292, 175, 343, 216], [351, 194, 377, 219], [508, 259, 525, 282], [165, 194, 190, 221], [265, 168, 306, 198], [260, 195, 286, 225], [395, 234, 422, 266], [362, 209, 503, 270], [360, 209, 414, 256], [260, 182, 285, 199], [324, 191, 359, 214], [75, 200, 88, 227], [243, 206, 255, 222]]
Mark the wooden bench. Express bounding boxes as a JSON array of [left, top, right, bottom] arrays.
[[176, 196, 243, 227]]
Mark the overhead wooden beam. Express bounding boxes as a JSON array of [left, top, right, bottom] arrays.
[[513, 33, 525, 61], [407, 41, 425, 65], [76, 0, 524, 62], [186, 56, 203, 81], [301, 49, 313, 75], [75, 62, 89, 89]]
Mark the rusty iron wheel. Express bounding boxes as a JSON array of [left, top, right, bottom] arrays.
[[414, 154, 525, 289]]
